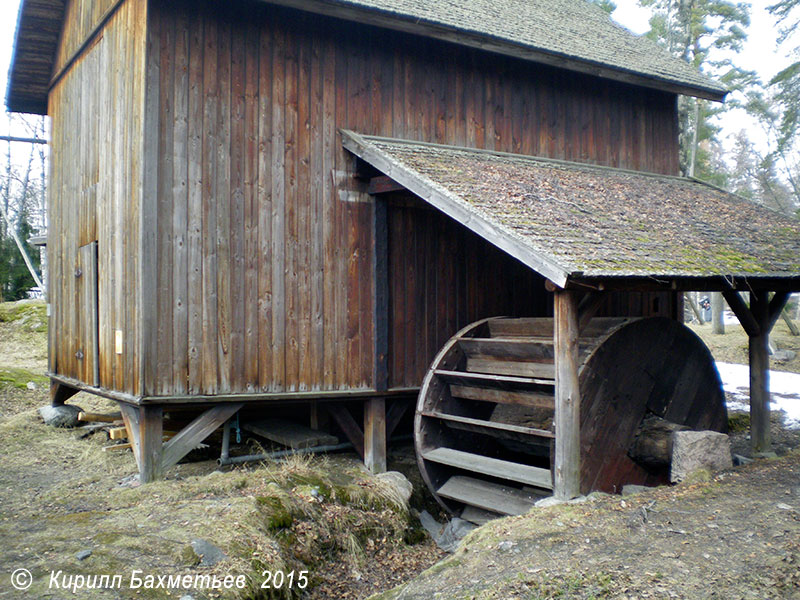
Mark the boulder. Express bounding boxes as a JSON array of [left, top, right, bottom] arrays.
[[39, 404, 83, 428], [190, 539, 226, 566], [376, 471, 413, 506], [418, 511, 476, 553], [670, 431, 732, 483]]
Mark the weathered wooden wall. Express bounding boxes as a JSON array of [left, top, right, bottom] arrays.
[[54, 0, 121, 75], [48, 0, 146, 395], [147, 0, 681, 397]]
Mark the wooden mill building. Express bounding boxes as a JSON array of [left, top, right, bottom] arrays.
[[7, 0, 800, 507]]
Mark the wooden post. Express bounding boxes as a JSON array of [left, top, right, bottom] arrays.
[[554, 288, 581, 499], [120, 404, 164, 483], [725, 290, 791, 457], [364, 398, 387, 473], [50, 380, 79, 406], [749, 291, 771, 455]]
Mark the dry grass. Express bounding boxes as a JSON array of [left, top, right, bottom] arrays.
[[0, 300, 426, 600]]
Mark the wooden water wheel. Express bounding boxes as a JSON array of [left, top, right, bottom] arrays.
[[414, 316, 727, 524]]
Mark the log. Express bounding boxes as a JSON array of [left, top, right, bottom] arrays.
[[628, 415, 689, 468], [79, 411, 122, 422]]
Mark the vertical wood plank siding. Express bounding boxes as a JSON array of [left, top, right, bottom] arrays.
[[48, 0, 146, 396], [148, 0, 680, 396]]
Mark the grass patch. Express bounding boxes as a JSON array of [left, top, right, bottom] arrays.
[[0, 366, 48, 389], [0, 299, 47, 331]]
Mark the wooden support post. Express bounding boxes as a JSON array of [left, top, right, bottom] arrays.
[[364, 398, 387, 473], [120, 404, 163, 483], [50, 380, 80, 407], [161, 403, 243, 472], [577, 291, 605, 333], [749, 291, 771, 455], [327, 404, 365, 459], [554, 288, 581, 499]]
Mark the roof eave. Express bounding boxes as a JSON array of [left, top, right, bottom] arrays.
[[342, 129, 574, 288], [263, 0, 727, 102]]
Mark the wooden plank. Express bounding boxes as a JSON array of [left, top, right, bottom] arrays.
[[243, 19, 260, 392], [229, 19, 246, 392], [466, 358, 555, 380], [201, 12, 220, 396], [257, 15, 274, 391], [460, 505, 501, 525], [172, 10, 190, 395], [373, 196, 389, 391], [423, 447, 553, 489], [186, 9, 204, 394], [459, 338, 556, 361], [554, 289, 581, 500], [437, 475, 541, 516], [450, 384, 555, 409], [364, 397, 387, 473], [161, 403, 242, 471], [327, 404, 364, 459], [435, 369, 555, 388], [271, 22, 287, 391], [421, 411, 555, 439], [243, 418, 339, 449]]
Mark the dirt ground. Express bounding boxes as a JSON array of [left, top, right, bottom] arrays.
[[373, 452, 800, 600], [2, 300, 800, 600], [0, 301, 442, 600]]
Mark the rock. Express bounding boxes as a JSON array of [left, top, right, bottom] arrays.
[[670, 431, 732, 483], [622, 484, 652, 496], [772, 349, 796, 362], [497, 540, 516, 552], [418, 511, 475, 553], [180, 595, 195, 600], [732, 454, 754, 467], [39, 404, 83, 428], [534, 496, 566, 508], [75, 549, 92, 561], [190, 539, 226, 566], [376, 471, 413, 506], [26, 381, 37, 390]]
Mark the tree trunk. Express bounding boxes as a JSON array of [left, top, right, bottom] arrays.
[[711, 292, 725, 335]]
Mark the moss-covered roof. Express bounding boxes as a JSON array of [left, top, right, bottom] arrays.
[[342, 131, 800, 289]]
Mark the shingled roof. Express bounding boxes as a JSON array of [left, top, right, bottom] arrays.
[[7, 0, 725, 115], [342, 131, 800, 291]]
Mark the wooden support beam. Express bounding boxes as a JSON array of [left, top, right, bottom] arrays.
[[327, 404, 364, 459], [782, 308, 800, 336], [50, 380, 79, 407], [120, 404, 164, 483], [161, 404, 243, 472], [722, 291, 760, 337], [577, 291, 605, 333], [554, 289, 581, 499], [767, 292, 791, 332], [368, 175, 405, 195], [386, 399, 410, 439], [364, 398, 387, 473], [749, 291, 771, 455]]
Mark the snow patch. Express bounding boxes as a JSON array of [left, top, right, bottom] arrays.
[[716, 362, 800, 429]]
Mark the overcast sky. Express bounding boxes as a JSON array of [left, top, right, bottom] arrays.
[[0, 0, 795, 154]]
